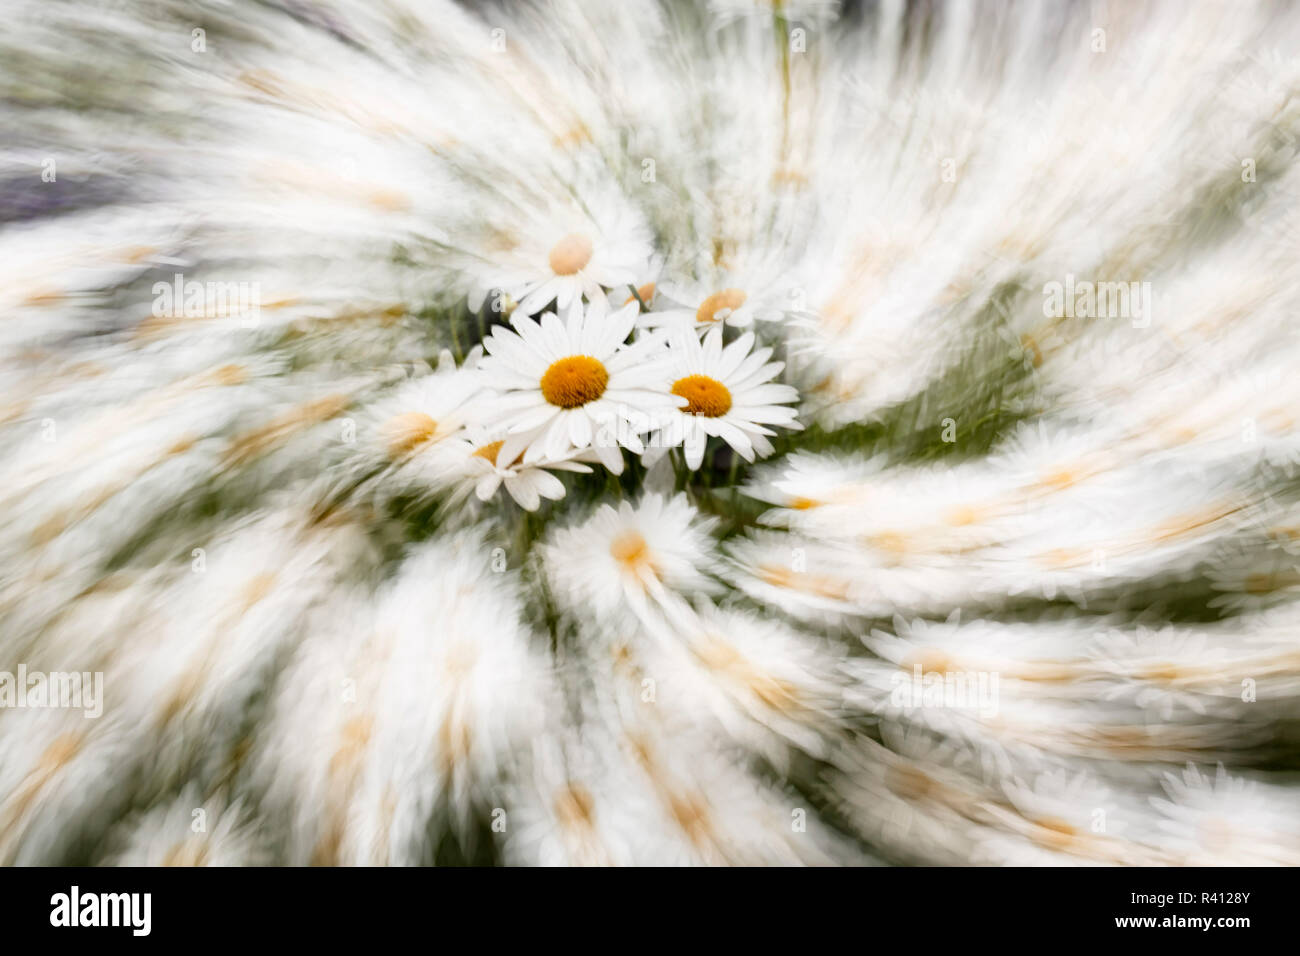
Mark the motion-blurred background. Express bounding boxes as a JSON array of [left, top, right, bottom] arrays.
[[1, 0, 1299, 865]]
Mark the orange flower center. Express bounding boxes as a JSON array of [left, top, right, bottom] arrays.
[[472, 439, 523, 469], [610, 530, 649, 567], [671, 374, 732, 417], [473, 440, 504, 465], [383, 412, 437, 457], [547, 233, 593, 276], [540, 355, 609, 408], [695, 288, 747, 324], [625, 282, 656, 309]]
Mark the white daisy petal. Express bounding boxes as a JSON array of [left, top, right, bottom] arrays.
[[475, 473, 502, 501], [685, 431, 707, 470], [594, 439, 625, 474], [505, 474, 541, 511], [568, 409, 593, 448], [532, 470, 567, 501]]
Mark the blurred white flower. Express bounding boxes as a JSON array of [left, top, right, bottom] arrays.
[[110, 789, 267, 866], [1151, 764, 1300, 865], [465, 198, 653, 319], [541, 493, 720, 620], [360, 350, 489, 467], [639, 276, 788, 334]]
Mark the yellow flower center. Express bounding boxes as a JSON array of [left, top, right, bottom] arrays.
[[540, 355, 608, 408], [547, 233, 593, 276], [671, 374, 732, 417], [902, 649, 956, 675], [609, 530, 649, 567], [695, 288, 747, 324], [472, 440, 504, 465], [625, 282, 656, 309], [946, 505, 985, 526], [472, 439, 522, 469], [383, 412, 437, 457]]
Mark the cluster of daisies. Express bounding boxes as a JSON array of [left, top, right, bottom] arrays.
[[6, 0, 1300, 869], [372, 238, 800, 510]]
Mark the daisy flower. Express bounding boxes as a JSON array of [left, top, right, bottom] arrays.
[[1151, 764, 1300, 865], [478, 300, 681, 474], [540, 493, 720, 620], [638, 271, 792, 334], [438, 429, 596, 512], [639, 601, 844, 761], [362, 350, 488, 465], [647, 328, 801, 470], [110, 788, 268, 866], [466, 199, 652, 319]]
